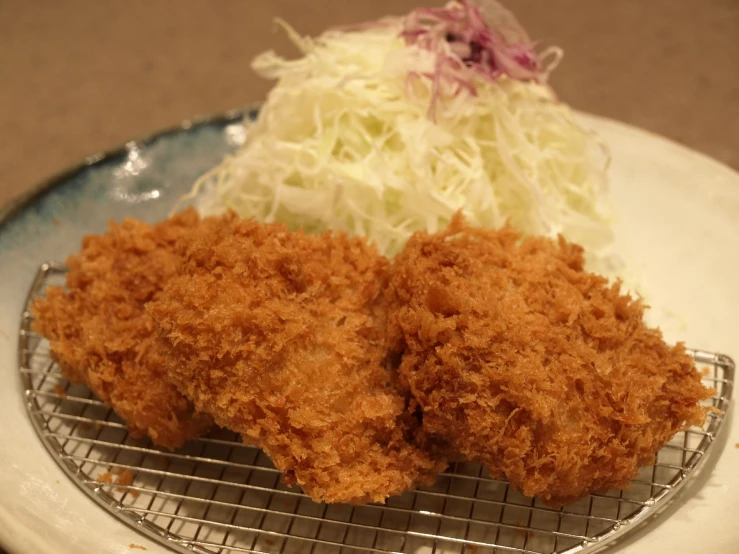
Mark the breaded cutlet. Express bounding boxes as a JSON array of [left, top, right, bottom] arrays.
[[32, 209, 212, 449], [385, 214, 712, 506], [147, 212, 445, 504]]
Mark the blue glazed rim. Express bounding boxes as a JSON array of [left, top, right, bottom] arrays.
[[0, 105, 256, 231]]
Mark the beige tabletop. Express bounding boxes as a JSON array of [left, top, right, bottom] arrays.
[[1, 0, 737, 211]]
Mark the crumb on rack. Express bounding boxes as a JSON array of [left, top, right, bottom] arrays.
[[735, 442, 739, 449], [115, 468, 135, 492], [96, 467, 137, 495], [701, 366, 711, 376], [97, 471, 113, 484], [95, 422, 104, 430], [54, 384, 67, 398], [129, 544, 147, 551], [79, 422, 91, 430]]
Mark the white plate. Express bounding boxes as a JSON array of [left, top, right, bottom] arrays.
[[0, 111, 737, 554]]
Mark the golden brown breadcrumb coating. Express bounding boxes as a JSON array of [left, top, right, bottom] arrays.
[[147, 212, 444, 504], [386, 214, 712, 506], [31, 210, 212, 449]]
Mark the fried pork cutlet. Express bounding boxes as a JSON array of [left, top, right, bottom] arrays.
[[147, 212, 444, 504], [32, 210, 212, 449], [386, 215, 713, 506]]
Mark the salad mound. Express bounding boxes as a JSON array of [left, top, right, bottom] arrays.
[[180, 0, 612, 258]]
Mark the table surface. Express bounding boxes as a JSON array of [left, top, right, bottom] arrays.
[[1, 0, 738, 211]]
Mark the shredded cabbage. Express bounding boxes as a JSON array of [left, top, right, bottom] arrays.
[[179, 0, 613, 260]]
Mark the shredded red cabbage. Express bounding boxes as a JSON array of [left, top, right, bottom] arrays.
[[399, 0, 559, 119]]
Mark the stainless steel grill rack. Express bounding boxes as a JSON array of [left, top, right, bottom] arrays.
[[20, 261, 734, 554]]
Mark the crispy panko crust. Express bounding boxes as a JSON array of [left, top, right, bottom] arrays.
[[31, 209, 212, 449], [386, 215, 713, 506], [147, 212, 445, 504]]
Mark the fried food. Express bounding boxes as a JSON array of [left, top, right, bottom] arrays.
[[147, 212, 444, 504], [386, 215, 713, 506], [31, 210, 212, 449]]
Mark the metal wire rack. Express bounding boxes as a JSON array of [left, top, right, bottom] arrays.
[[20, 262, 734, 554]]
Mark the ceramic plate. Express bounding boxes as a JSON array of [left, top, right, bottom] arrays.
[[1, 108, 737, 554]]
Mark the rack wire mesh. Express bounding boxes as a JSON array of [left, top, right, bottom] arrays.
[[19, 261, 734, 554]]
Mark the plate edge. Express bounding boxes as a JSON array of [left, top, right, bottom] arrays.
[[0, 105, 255, 231]]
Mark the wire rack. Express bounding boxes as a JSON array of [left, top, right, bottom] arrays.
[[19, 262, 734, 554]]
